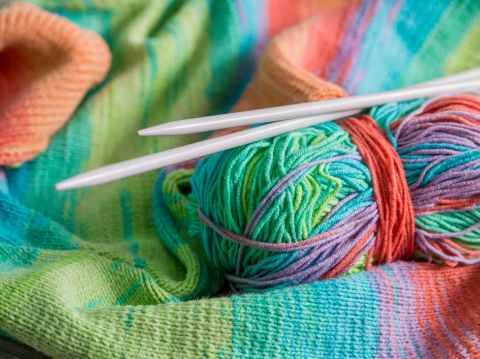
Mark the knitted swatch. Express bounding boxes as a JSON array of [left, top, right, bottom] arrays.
[[2, 0, 480, 358], [0, 2, 111, 165]]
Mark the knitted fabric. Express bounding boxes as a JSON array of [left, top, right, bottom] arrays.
[[233, 0, 480, 112], [2, 0, 480, 358], [0, 2, 111, 165]]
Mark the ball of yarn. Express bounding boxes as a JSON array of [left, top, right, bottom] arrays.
[[189, 92, 480, 292]]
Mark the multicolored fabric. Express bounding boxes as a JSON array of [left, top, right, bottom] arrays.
[[2, 0, 480, 358], [233, 0, 480, 112]]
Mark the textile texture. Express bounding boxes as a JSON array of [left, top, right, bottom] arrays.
[[0, 2, 111, 165], [1, 0, 480, 358]]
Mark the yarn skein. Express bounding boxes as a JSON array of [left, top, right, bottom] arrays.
[[189, 92, 480, 292]]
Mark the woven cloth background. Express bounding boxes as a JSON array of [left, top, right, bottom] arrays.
[[1, 0, 480, 358]]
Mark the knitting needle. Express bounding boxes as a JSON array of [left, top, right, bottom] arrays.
[[138, 70, 480, 136], [55, 109, 360, 190], [56, 79, 480, 190]]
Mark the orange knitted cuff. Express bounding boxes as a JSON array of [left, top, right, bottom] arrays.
[[0, 2, 111, 165]]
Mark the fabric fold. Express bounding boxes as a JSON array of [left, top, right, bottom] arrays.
[[0, 2, 111, 165]]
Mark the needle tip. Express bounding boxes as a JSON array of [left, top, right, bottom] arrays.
[[55, 177, 86, 191], [55, 181, 71, 191], [137, 127, 160, 136]]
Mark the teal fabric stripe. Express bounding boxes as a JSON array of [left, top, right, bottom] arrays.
[[0, 168, 8, 195], [401, 1, 480, 86], [343, 0, 451, 94], [230, 267, 386, 358], [120, 187, 146, 269], [5, 102, 95, 236], [209, 0, 268, 113], [0, 191, 76, 250]]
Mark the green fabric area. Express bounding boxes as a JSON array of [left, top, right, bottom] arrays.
[[5, 0, 249, 251], [400, 0, 480, 85], [153, 168, 224, 299], [0, 0, 257, 354], [1, 0, 254, 300]]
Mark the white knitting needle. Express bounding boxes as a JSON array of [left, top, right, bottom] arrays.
[[56, 78, 480, 190], [138, 68, 480, 136], [56, 109, 360, 190]]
